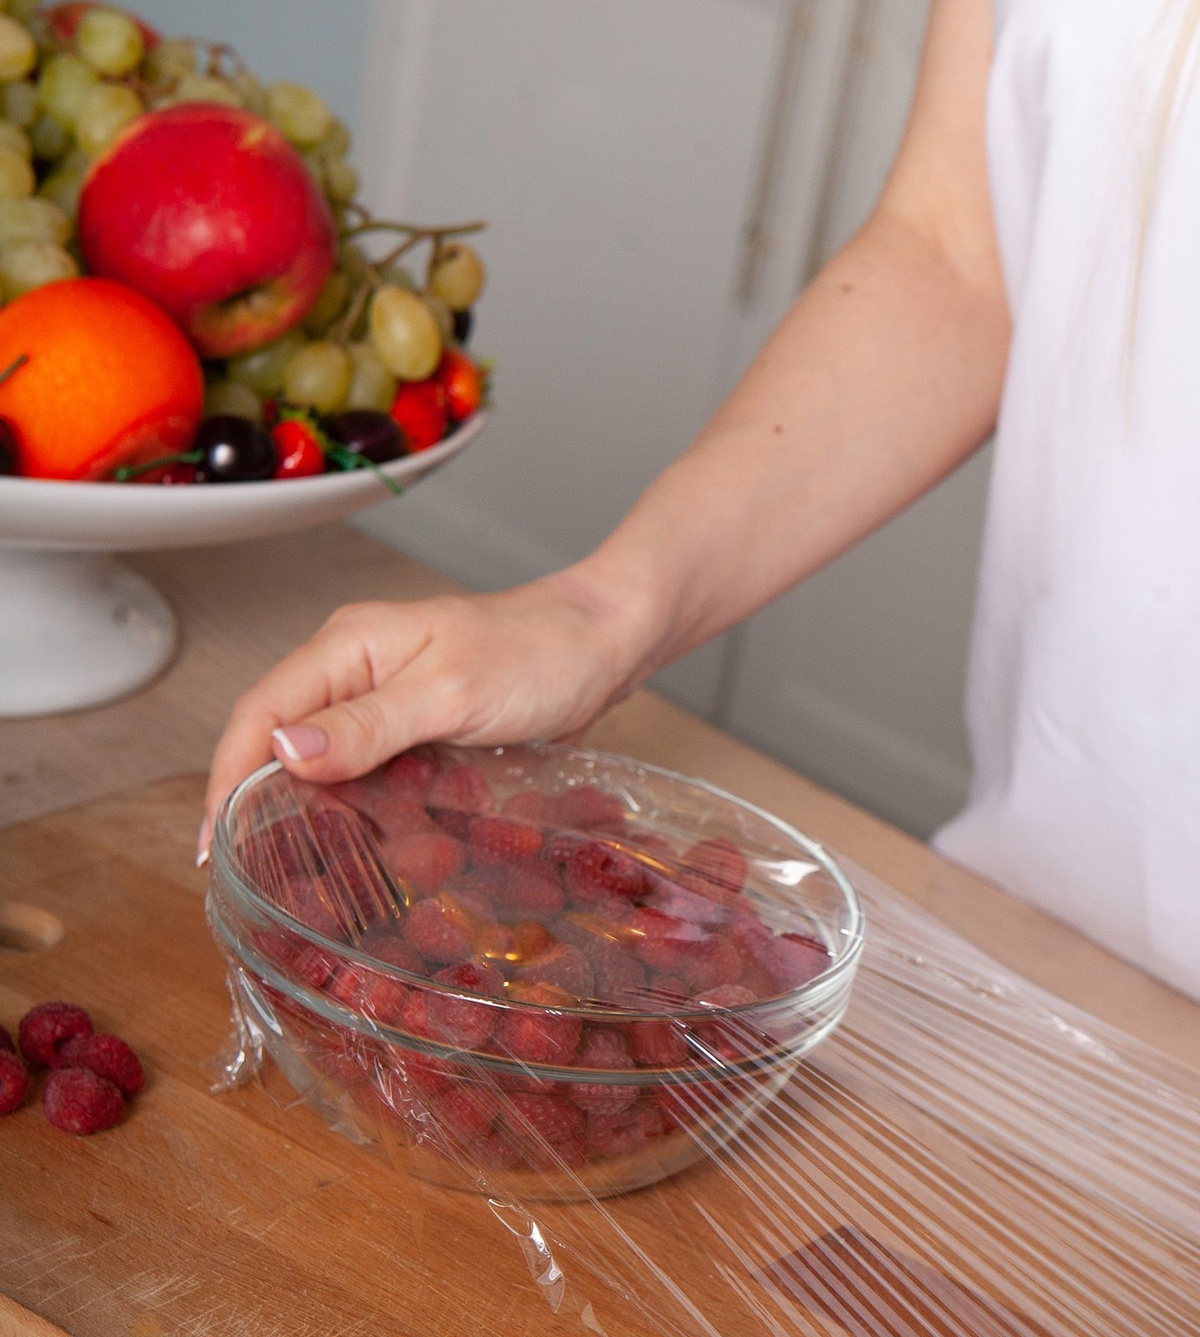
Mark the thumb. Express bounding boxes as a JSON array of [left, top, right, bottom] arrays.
[[269, 670, 461, 784]]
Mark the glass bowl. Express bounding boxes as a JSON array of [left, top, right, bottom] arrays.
[[206, 742, 864, 1201]]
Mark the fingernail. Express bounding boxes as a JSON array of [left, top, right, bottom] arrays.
[[195, 817, 210, 869], [272, 724, 329, 763]]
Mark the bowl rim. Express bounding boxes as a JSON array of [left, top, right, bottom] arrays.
[[209, 744, 866, 1030]]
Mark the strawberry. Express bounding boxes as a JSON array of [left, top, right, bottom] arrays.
[[434, 347, 482, 422], [627, 1018, 690, 1068], [680, 838, 748, 896], [390, 379, 448, 453], [586, 1101, 664, 1158], [758, 932, 829, 991], [436, 1084, 501, 1141], [567, 1028, 639, 1115], [503, 1091, 584, 1145], [271, 417, 326, 478]]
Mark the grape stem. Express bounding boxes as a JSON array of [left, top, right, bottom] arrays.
[[113, 449, 202, 482], [339, 219, 487, 243]]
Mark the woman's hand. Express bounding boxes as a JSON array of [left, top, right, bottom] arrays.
[[198, 571, 650, 862]]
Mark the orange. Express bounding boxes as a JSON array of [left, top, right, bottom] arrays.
[[0, 277, 204, 481]]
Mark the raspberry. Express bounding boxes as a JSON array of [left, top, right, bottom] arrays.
[[568, 1028, 638, 1115], [428, 763, 494, 816], [504, 1091, 584, 1144], [42, 1067, 123, 1135], [495, 861, 565, 918], [378, 797, 438, 842], [696, 984, 757, 1009], [402, 896, 472, 965], [285, 878, 344, 939], [395, 1049, 457, 1097], [555, 785, 626, 833], [360, 926, 426, 974], [57, 1034, 145, 1098], [436, 1084, 501, 1141], [506, 920, 556, 963], [627, 1018, 690, 1068], [524, 1134, 588, 1172], [429, 806, 472, 841], [681, 838, 748, 896], [467, 815, 544, 866], [425, 961, 504, 1049], [390, 831, 464, 894], [633, 913, 741, 992], [758, 932, 830, 991], [0, 1050, 29, 1115], [382, 751, 439, 802], [19, 1001, 92, 1069], [591, 951, 648, 1006], [648, 879, 732, 927], [501, 791, 559, 824], [565, 841, 644, 906], [326, 965, 410, 1025], [586, 1101, 663, 1158], [478, 1128, 525, 1170], [238, 815, 322, 882], [0, 1023, 14, 1053], [514, 945, 595, 1000], [496, 985, 582, 1065]]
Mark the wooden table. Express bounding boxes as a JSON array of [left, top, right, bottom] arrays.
[[1, 523, 1197, 1337]]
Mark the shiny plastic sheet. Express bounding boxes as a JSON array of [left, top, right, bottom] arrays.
[[207, 745, 1200, 1336]]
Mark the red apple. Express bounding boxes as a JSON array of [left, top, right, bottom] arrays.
[[44, 3, 160, 50], [78, 104, 337, 358]]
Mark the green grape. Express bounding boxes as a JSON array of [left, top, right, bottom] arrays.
[[283, 340, 352, 413], [204, 378, 263, 423], [141, 37, 195, 86], [345, 341, 397, 413], [422, 291, 454, 345], [368, 285, 442, 380], [302, 269, 350, 334], [265, 81, 332, 148], [0, 14, 36, 83], [0, 146, 33, 199], [39, 54, 100, 130], [8, 0, 37, 20], [75, 83, 142, 156], [29, 112, 72, 162], [226, 327, 306, 396], [380, 260, 414, 289], [428, 243, 485, 311], [0, 239, 78, 299], [170, 73, 243, 108], [323, 156, 358, 205], [76, 8, 144, 77], [320, 118, 351, 157], [38, 163, 85, 219], [0, 121, 31, 160], [2, 79, 36, 127], [0, 197, 71, 247], [228, 70, 265, 115]]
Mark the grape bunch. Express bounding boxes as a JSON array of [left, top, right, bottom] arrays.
[[0, 1, 489, 483]]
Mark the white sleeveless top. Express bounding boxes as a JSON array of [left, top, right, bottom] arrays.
[[934, 0, 1200, 1002]]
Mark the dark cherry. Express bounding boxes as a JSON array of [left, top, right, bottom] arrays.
[[0, 417, 17, 475], [324, 410, 405, 464], [452, 307, 473, 346], [193, 415, 276, 483]]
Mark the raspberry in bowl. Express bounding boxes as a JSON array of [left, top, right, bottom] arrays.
[[206, 743, 864, 1201]]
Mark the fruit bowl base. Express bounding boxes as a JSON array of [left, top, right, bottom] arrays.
[[0, 548, 176, 718]]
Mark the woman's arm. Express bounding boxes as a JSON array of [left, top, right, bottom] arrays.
[[200, 0, 1005, 852]]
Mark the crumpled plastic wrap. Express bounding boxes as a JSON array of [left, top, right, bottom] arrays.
[[206, 743, 1200, 1336]]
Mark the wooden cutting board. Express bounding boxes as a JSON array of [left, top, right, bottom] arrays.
[[2, 777, 1196, 1337]]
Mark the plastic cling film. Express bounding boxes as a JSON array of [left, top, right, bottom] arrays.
[[206, 743, 1200, 1335]]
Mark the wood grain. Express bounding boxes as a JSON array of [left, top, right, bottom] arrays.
[[0, 1296, 70, 1337]]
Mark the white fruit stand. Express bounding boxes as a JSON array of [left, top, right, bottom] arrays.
[[0, 411, 487, 717]]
